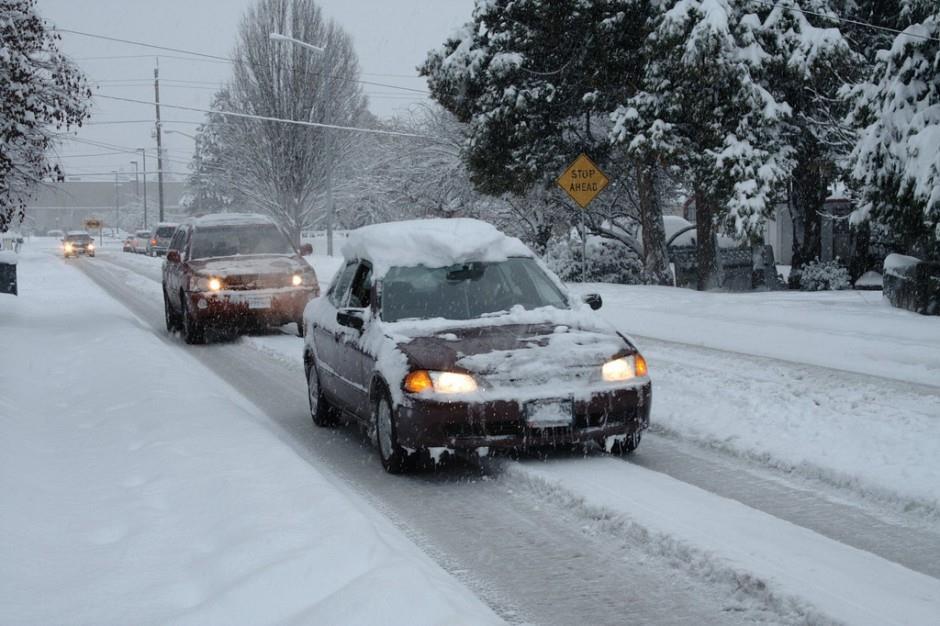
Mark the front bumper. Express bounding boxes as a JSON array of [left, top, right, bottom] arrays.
[[186, 287, 314, 327], [396, 382, 652, 450]]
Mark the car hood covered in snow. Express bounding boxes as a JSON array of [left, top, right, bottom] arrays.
[[389, 307, 635, 385], [187, 254, 308, 278]]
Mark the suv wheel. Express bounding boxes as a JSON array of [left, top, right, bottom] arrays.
[[608, 430, 642, 456], [181, 296, 205, 344], [374, 388, 410, 474], [163, 289, 181, 332], [306, 361, 334, 427]]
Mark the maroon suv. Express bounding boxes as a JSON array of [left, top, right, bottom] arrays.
[[302, 218, 651, 473], [162, 214, 318, 343]]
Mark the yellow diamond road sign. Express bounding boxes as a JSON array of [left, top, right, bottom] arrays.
[[83, 218, 103, 230], [557, 153, 609, 208]]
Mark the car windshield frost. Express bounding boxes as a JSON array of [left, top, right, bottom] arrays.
[[189, 224, 294, 260], [381, 257, 568, 322]]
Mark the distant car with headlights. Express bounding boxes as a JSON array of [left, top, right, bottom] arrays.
[[146, 222, 178, 257], [302, 218, 651, 473], [162, 213, 318, 344], [62, 231, 96, 258]]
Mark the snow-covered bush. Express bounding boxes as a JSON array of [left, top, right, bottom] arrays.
[[544, 233, 645, 284], [797, 259, 851, 291]]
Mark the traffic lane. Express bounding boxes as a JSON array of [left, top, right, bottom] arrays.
[[76, 254, 766, 625], [87, 251, 940, 581]]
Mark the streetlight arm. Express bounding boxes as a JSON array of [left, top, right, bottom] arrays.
[[269, 32, 325, 54]]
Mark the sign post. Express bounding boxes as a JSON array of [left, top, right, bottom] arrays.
[[556, 153, 609, 283], [84, 218, 103, 247]]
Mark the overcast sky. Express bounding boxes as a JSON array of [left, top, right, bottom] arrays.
[[38, 0, 474, 181]]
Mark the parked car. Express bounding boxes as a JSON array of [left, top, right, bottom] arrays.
[[302, 218, 652, 473], [146, 222, 178, 257], [162, 213, 318, 343], [132, 229, 151, 254], [62, 231, 96, 258]]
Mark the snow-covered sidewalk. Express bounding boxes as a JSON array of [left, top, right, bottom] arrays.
[[0, 243, 499, 625]]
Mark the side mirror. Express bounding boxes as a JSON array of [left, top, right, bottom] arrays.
[[299, 243, 313, 256], [583, 293, 603, 310], [336, 308, 365, 332], [166, 250, 181, 263]]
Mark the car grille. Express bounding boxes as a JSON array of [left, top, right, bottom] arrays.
[[481, 364, 596, 389], [222, 274, 293, 290]]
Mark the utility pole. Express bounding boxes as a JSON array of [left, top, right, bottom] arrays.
[[138, 148, 148, 229], [113, 171, 120, 235], [154, 64, 165, 223], [130, 160, 139, 198]]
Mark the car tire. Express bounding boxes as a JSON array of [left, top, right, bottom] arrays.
[[163, 289, 181, 332], [608, 430, 642, 456], [181, 296, 205, 344], [306, 361, 335, 427], [374, 388, 410, 474]]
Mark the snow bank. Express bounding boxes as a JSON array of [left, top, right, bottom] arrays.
[[0, 250, 17, 264], [883, 252, 921, 277], [342, 218, 532, 278], [0, 242, 500, 625]]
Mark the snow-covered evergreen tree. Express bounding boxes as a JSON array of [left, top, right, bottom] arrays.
[[422, 0, 675, 284], [848, 0, 940, 260], [0, 0, 91, 231], [612, 0, 792, 289], [757, 1, 859, 282]]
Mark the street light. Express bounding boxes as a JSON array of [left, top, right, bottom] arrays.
[[270, 31, 334, 256], [165, 129, 201, 214], [164, 129, 197, 141]]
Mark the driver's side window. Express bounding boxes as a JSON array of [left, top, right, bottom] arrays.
[[328, 262, 358, 308], [347, 263, 372, 309]]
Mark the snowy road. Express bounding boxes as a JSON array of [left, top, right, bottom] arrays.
[[66, 247, 940, 624]]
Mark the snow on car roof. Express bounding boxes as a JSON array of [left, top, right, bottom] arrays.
[[190, 213, 274, 228], [343, 218, 533, 278]]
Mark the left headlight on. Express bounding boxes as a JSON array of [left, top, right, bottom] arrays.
[[602, 354, 648, 382], [404, 370, 479, 394]]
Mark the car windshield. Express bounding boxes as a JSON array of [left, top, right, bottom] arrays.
[[155, 227, 176, 238], [189, 224, 294, 260], [136, 231, 150, 237], [381, 257, 568, 322], [65, 234, 92, 242]]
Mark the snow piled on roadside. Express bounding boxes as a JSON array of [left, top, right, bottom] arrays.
[[0, 242, 500, 625]]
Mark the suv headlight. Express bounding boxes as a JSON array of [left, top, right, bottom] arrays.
[[602, 354, 648, 382], [192, 276, 223, 292], [404, 370, 479, 394]]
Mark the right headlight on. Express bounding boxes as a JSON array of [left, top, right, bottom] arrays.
[[602, 354, 648, 382]]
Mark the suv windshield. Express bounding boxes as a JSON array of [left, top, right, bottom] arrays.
[[189, 224, 294, 260], [381, 258, 567, 322], [65, 234, 92, 242], [155, 226, 176, 238]]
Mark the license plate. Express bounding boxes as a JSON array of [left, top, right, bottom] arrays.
[[245, 294, 271, 309], [525, 399, 573, 427]]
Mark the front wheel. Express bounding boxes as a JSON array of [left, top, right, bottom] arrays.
[[163, 289, 181, 332], [306, 362, 335, 427], [181, 297, 205, 344], [607, 431, 642, 456], [374, 389, 410, 474]]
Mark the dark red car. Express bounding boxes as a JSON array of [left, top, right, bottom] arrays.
[[302, 219, 651, 473], [162, 213, 319, 343]]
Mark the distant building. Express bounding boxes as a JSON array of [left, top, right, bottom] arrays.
[[23, 180, 188, 234]]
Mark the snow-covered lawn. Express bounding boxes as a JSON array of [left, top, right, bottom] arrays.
[[0, 242, 499, 625], [568, 283, 940, 387]]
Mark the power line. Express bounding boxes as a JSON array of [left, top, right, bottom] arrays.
[[94, 94, 436, 139], [58, 28, 431, 95], [55, 28, 230, 61], [756, 1, 940, 44]]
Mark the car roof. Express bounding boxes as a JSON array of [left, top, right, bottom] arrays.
[[185, 213, 276, 229], [66, 230, 91, 236], [343, 218, 533, 279]]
